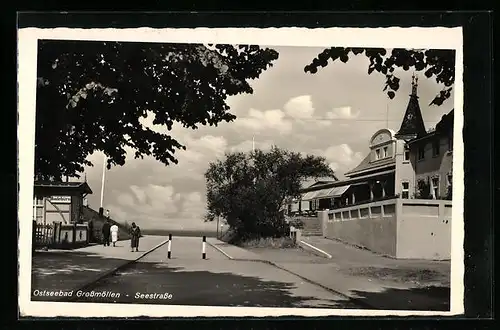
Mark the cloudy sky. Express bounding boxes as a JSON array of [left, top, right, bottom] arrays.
[[78, 45, 454, 230]]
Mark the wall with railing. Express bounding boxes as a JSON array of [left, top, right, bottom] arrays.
[[318, 198, 452, 260], [320, 199, 398, 256]]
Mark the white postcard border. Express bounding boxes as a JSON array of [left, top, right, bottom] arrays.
[[18, 26, 464, 318]]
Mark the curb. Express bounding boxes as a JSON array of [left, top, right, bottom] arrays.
[[237, 258, 376, 310], [61, 238, 169, 302], [298, 240, 332, 259], [206, 241, 375, 309], [207, 241, 234, 260]]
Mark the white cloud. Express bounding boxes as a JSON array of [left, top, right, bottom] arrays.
[[326, 106, 359, 119], [283, 95, 315, 119], [117, 193, 135, 207], [234, 108, 293, 134], [229, 139, 274, 153], [116, 184, 180, 216], [318, 143, 364, 174], [179, 192, 206, 220], [130, 185, 147, 204]]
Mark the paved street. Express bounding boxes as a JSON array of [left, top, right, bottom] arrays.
[[31, 236, 168, 294], [30, 235, 450, 310], [67, 236, 360, 308]]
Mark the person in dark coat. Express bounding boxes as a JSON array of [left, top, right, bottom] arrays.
[[88, 218, 94, 243], [129, 222, 141, 252], [101, 219, 111, 247]]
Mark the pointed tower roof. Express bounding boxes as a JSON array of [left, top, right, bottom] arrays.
[[394, 74, 427, 141]]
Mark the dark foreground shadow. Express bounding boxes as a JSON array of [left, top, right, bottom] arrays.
[[32, 256, 361, 309], [30, 252, 449, 311], [31, 250, 143, 293], [348, 286, 450, 311]]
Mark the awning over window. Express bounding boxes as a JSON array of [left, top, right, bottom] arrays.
[[301, 185, 351, 201], [328, 185, 352, 197], [310, 188, 333, 199], [301, 191, 317, 201], [315, 185, 351, 199]]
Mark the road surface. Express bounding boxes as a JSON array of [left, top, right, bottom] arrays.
[[69, 237, 360, 308]]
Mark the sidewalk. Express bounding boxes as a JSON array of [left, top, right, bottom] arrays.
[[300, 236, 450, 286], [206, 237, 263, 260], [31, 235, 168, 293], [209, 237, 451, 310]]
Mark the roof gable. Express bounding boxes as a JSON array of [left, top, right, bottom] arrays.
[[345, 153, 395, 177]]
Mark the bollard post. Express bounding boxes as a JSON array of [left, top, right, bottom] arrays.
[[167, 234, 172, 259], [202, 236, 206, 259]]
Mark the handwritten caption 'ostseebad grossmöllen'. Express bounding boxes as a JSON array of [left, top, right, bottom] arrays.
[[32, 289, 174, 300]]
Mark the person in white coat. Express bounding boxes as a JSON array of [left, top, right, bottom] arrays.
[[110, 224, 119, 247]]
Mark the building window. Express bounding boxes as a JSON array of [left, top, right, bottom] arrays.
[[401, 181, 409, 199], [375, 149, 380, 159], [418, 146, 425, 160], [431, 176, 440, 199], [446, 172, 453, 200], [404, 149, 410, 161], [33, 196, 45, 223], [383, 146, 388, 158], [35, 196, 43, 206], [432, 140, 440, 157]]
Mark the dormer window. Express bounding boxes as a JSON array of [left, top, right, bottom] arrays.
[[383, 146, 388, 158], [375, 149, 381, 159]]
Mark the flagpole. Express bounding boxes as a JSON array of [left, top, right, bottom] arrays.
[[100, 154, 106, 209], [252, 136, 255, 153], [386, 101, 389, 128]]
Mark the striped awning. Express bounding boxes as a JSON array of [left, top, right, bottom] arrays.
[[302, 185, 351, 201]]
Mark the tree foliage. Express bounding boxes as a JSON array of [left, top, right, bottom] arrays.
[[35, 40, 279, 180], [304, 47, 455, 106], [415, 178, 433, 199], [204, 146, 335, 241]]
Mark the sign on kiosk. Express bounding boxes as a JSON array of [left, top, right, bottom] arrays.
[[49, 196, 71, 203]]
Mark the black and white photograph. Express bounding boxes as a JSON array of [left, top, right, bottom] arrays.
[[18, 26, 464, 317]]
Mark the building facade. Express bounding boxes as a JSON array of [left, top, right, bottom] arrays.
[[289, 75, 455, 260], [406, 110, 454, 200], [290, 74, 454, 211], [33, 181, 93, 225]]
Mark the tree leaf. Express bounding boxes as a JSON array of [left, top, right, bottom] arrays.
[[35, 40, 279, 180], [305, 47, 455, 106]]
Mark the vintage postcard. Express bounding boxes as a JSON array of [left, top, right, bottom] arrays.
[[18, 25, 464, 318]]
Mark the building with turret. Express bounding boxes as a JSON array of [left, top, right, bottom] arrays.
[[292, 74, 453, 212], [289, 74, 454, 260]]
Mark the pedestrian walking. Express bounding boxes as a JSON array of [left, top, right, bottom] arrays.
[[88, 218, 94, 243], [101, 219, 111, 247], [129, 222, 141, 252], [110, 223, 119, 247]]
